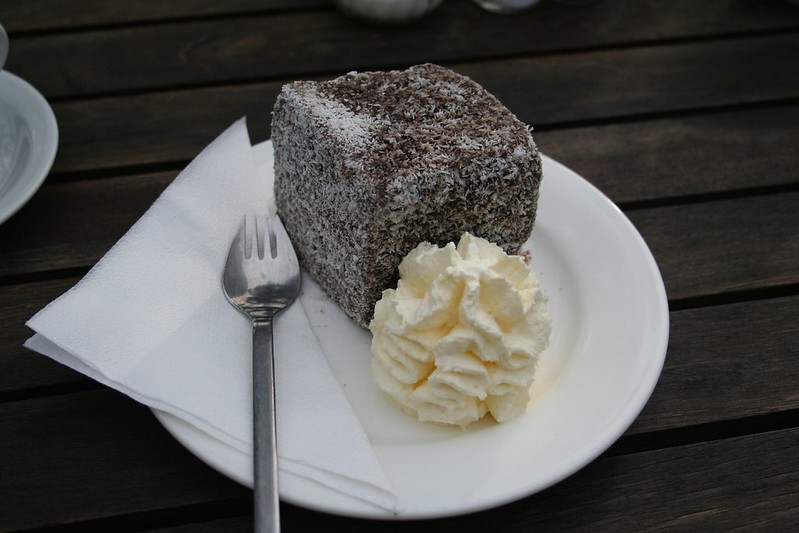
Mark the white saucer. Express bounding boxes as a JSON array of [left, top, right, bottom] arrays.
[[154, 148, 670, 519], [0, 70, 58, 225]]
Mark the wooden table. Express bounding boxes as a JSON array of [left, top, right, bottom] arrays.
[[2, 1, 798, 530]]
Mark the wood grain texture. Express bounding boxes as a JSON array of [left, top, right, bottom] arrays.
[[456, 33, 799, 127], [0, 278, 87, 395], [629, 192, 799, 300], [0, 390, 249, 532], [43, 34, 799, 175], [630, 295, 799, 434], [51, 86, 281, 173], [5, 0, 798, 36], [0, 0, 328, 33], [6, 1, 799, 99], [145, 516, 251, 532], [4, 0, 799, 37], [536, 105, 799, 205], [0, 173, 175, 277], [1, 389, 796, 530]]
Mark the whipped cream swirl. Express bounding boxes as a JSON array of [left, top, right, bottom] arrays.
[[369, 233, 551, 427]]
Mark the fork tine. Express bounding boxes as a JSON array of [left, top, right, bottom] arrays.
[[259, 215, 285, 260], [241, 215, 254, 260], [222, 217, 247, 298], [265, 216, 277, 259], [228, 216, 246, 262], [242, 215, 267, 260]]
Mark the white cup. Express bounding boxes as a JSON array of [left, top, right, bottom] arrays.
[[472, 0, 541, 13], [336, 0, 445, 24]]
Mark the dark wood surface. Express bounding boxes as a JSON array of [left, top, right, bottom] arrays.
[[1, 1, 798, 531]]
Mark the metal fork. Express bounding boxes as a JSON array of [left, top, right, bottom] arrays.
[[223, 214, 301, 533]]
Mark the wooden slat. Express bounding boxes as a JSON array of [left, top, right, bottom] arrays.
[[51, 86, 281, 173], [629, 192, 799, 301], [0, 390, 249, 531], [630, 295, 799, 434], [44, 35, 799, 175], [457, 33, 799, 127], [142, 516, 252, 533], [1, 389, 796, 530], [6, 2, 799, 99], [536, 105, 799, 205], [0, 0, 328, 33], [5, 0, 799, 36], [0, 172, 175, 277], [0, 278, 88, 394], [143, 516, 251, 532], [5, 0, 798, 37]]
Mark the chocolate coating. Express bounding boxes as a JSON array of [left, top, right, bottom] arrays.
[[272, 64, 542, 327]]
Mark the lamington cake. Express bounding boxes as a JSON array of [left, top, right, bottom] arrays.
[[272, 63, 543, 328]]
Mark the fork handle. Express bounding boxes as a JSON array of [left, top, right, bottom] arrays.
[[252, 320, 280, 533]]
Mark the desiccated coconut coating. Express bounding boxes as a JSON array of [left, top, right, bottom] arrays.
[[272, 63, 543, 328]]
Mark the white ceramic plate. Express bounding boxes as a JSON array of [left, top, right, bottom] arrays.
[[154, 152, 669, 519], [0, 70, 58, 225]]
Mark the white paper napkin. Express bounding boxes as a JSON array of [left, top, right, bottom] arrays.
[[24, 118, 397, 512]]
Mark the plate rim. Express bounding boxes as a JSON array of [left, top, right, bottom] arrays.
[[0, 69, 59, 225], [153, 150, 670, 519]]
